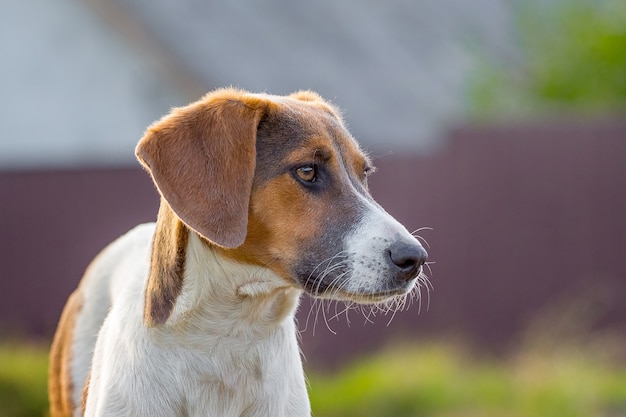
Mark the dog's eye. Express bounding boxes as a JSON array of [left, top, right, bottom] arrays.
[[295, 165, 317, 183], [363, 165, 376, 178]]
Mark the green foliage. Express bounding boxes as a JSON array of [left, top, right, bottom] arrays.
[[1, 339, 625, 417], [0, 342, 49, 417], [308, 342, 626, 417], [469, 0, 626, 119]]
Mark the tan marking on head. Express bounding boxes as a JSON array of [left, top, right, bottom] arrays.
[[49, 289, 83, 417], [233, 173, 334, 279], [218, 93, 374, 290], [288, 94, 371, 187]]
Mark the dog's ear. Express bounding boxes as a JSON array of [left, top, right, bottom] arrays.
[[137, 89, 269, 326], [136, 88, 268, 248]]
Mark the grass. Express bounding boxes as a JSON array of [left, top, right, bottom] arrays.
[[308, 341, 626, 417], [0, 338, 624, 417], [0, 341, 49, 417]]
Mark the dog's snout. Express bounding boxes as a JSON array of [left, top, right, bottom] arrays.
[[386, 241, 428, 281]]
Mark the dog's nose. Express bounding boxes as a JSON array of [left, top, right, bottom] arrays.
[[386, 241, 428, 281]]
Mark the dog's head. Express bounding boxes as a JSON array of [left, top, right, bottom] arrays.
[[137, 88, 427, 325]]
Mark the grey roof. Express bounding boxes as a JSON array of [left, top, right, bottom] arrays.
[[119, 0, 514, 152], [1, 0, 186, 169], [1, 0, 514, 169]]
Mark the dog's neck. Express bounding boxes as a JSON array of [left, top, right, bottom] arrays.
[[145, 200, 302, 336], [172, 231, 302, 332]]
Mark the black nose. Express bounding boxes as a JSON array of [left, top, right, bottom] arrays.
[[386, 241, 428, 281]]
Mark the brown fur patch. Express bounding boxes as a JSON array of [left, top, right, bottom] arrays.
[[239, 176, 333, 277], [144, 199, 189, 326], [49, 289, 82, 417]]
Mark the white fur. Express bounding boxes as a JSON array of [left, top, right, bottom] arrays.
[[77, 226, 309, 417]]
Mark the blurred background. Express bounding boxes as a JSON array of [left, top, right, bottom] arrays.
[[1, 0, 625, 416]]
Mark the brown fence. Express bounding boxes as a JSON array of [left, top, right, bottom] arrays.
[[1, 119, 625, 368]]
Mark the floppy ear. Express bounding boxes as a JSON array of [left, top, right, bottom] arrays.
[[137, 89, 268, 326], [136, 88, 268, 248]]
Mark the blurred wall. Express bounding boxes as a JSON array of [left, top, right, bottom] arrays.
[[1, 119, 625, 367]]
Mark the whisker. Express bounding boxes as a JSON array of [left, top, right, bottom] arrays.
[[343, 301, 354, 326], [410, 226, 433, 248], [301, 250, 355, 335], [416, 282, 423, 315], [302, 296, 318, 334], [361, 304, 377, 325], [313, 298, 324, 336], [304, 252, 350, 290], [424, 261, 435, 277], [386, 299, 401, 326], [411, 226, 433, 234], [327, 300, 354, 323], [320, 299, 336, 335]]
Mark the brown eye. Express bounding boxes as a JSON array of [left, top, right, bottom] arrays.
[[295, 165, 317, 183], [363, 165, 375, 178]]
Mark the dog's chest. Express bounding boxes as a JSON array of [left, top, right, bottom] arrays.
[[177, 330, 307, 417]]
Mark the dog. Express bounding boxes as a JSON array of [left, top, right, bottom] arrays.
[[48, 88, 428, 417]]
